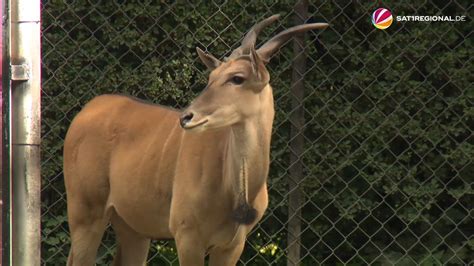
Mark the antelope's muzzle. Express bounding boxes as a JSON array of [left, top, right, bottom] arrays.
[[179, 111, 208, 130], [180, 112, 194, 128]]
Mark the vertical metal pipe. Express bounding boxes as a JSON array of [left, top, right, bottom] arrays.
[[288, 0, 308, 265], [10, 0, 41, 264], [1, 0, 6, 263]]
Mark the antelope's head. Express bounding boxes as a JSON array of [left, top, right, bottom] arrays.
[[180, 15, 328, 131]]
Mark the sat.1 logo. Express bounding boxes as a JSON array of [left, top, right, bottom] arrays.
[[372, 8, 393, 30]]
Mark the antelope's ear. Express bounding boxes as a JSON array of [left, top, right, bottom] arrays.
[[249, 46, 269, 84], [196, 47, 221, 70]]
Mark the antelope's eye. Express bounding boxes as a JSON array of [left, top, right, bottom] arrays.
[[229, 76, 245, 85]]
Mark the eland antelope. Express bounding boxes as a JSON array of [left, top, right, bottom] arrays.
[[64, 14, 328, 266]]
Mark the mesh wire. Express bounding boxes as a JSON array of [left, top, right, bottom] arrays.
[[40, 1, 473, 265]]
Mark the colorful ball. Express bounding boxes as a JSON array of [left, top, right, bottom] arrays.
[[372, 8, 393, 30]]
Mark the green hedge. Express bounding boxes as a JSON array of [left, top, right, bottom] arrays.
[[41, 1, 472, 265]]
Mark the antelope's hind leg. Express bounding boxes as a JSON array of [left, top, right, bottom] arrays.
[[67, 203, 109, 266], [111, 212, 150, 266]]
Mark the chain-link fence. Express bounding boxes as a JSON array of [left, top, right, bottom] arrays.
[[41, 1, 472, 265]]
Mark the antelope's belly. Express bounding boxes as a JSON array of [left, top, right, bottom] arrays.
[[109, 184, 173, 239]]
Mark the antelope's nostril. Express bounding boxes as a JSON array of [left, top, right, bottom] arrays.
[[180, 112, 194, 128]]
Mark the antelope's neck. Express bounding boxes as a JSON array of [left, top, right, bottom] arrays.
[[225, 85, 274, 201]]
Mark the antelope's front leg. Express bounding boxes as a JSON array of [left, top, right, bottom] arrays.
[[208, 232, 246, 266], [174, 227, 206, 266], [170, 211, 205, 266]]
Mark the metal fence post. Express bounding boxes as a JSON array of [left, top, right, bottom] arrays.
[[1, 0, 6, 263], [288, 0, 309, 265], [10, 0, 41, 264]]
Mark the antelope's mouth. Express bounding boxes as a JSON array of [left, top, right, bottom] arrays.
[[181, 118, 209, 130]]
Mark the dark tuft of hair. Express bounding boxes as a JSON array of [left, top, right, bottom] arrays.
[[232, 203, 258, 225]]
